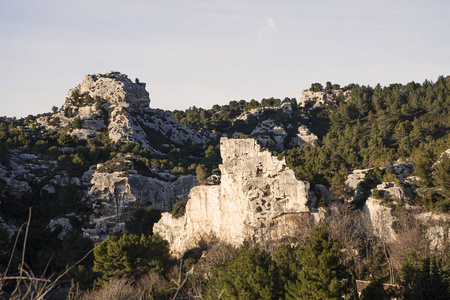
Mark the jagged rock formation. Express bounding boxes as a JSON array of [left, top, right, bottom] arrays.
[[154, 137, 314, 257], [84, 159, 197, 241], [301, 89, 350, 107], [67, 71, 150, 111], [233, 104, 318, 150], [38, 71, 211, 153]]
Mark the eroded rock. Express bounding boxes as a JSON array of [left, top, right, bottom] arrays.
[[154, 137, 313, 257]]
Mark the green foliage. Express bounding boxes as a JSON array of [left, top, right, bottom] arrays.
[[371, 188, 382, 199], [171, 200, 187, 219], [196, 164, 209, 185], [434, 154, 450, 198], [57, 134, 79, 147], [205, 243, 281, 300], [93, 234, 169, 284], [310, 82, 324, 92], [68, 117, 83, 129], [205, 144, 220, 160], [285, 226, 357, 300], [401, 254, 450, 300], [273, 244, 300, 285], [96, 157, 131, 173], [125, 206, 162, 236], [360, 279, 395, 300]]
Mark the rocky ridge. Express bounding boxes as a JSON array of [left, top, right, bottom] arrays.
[[233, 103, 318, 150], [38, 71, 210, 153]]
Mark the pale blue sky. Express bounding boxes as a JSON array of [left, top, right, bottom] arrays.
[[1, 0, 449, 117]]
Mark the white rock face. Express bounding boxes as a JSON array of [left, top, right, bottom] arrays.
[[375, 182, 413, 202], [363, 197, 396, 242], [289, 125, 319, 147], [86, 170, 197, 241], [234, 105, 318, 150], [38, 71, 211, 152], [154, 137, 312, 256], [48, 217, 73, 240], [68, 71, 150, 110], [346, 168, 371, 190], [250, 119, 287, 150], [416, 212, 450, 250]]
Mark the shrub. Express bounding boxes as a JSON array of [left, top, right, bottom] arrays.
[[204, 243, 280, 300], [171, 200, 187, 219], [196, 164, 209, 185], [371, 188, 382, 199], [93, 234, 169, 284]]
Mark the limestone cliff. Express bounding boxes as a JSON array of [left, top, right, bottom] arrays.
[[154, 137, 313, 256], [84, 159, 197, 241]]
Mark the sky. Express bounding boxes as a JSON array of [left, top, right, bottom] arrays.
[[1, 0, 450, 118]]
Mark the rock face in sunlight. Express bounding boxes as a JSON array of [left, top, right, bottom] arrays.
[[67, 71, 150, 110], [37, 71, 211, 153], [154, 137, 314, 257]]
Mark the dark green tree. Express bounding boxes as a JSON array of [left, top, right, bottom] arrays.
[[401, 255, 450, 300], [205, 144, 220, 160], [171, 200, 187, 218], [125, 206, 162, 236], [93, 234, 169, 284], [359, 279, 395, 300], [285, 226, 357, 300], [205, 243, 280, 300], [434, 154, 450, 198]]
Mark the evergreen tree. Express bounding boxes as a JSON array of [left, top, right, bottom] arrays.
[[125, 206, 162, 236], [434, 154, 450, 198], [205, 243, 280, 300], [402, 255, 450, 300], [285, 226, 357, 300], [93, 234, 169, 284]]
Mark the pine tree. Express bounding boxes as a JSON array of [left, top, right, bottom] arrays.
[[285, 226, 357, 300], [205, 243, 280, 300], [93, 234, 169, 284]]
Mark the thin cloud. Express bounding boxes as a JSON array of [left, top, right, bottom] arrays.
[[257, 17, 277, 47], [267, 17, 277, 31]]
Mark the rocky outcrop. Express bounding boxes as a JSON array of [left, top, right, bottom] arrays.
[[301, 89, 350, 108], [85, 167, 197, 241], [362, 197, 397, 242], [374, 182, 414, 202], [234, 104, 319, 150], [289, 125, 319, 147], [37, 72, 211, 153], [154, 137, 313, 256], [249, 119, 287, 151], [67, 71, 150, 111]]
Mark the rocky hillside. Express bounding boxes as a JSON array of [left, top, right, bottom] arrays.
[[1, 72, 450, 299], [37, 71, 210, 154]]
